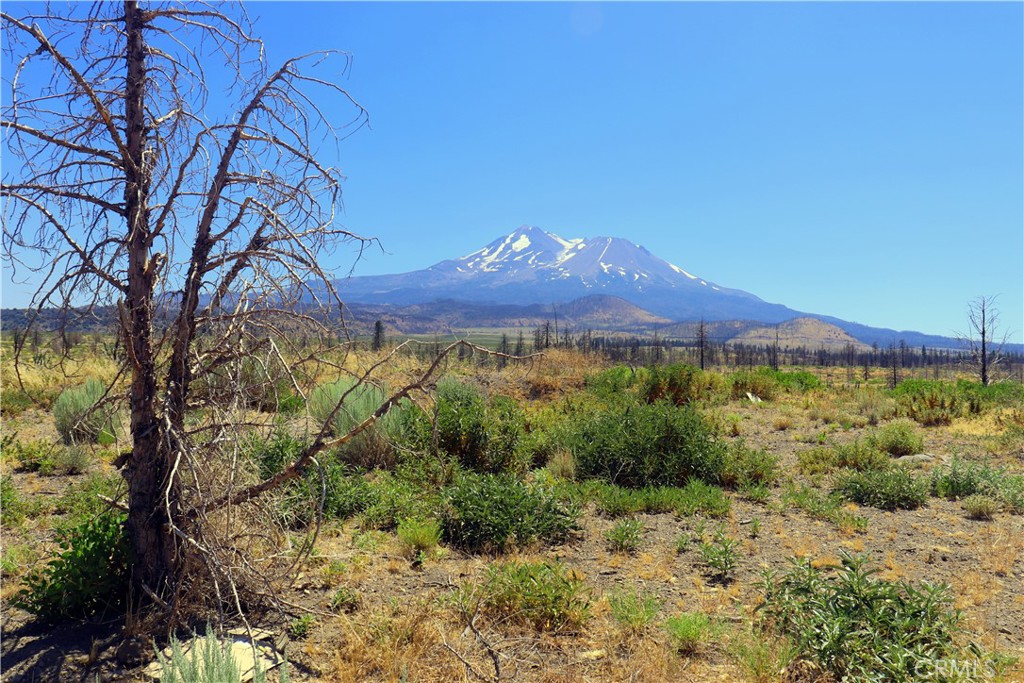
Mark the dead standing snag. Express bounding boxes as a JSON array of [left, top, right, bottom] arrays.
[[2, 1, 373, 622]]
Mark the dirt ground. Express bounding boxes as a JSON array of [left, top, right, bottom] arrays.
[[2, 379, 1024, 682]]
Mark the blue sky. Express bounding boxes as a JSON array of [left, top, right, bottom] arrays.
[[3, 2, 1022, 342]]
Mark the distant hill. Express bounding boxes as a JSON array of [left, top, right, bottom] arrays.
[[731, 318, 868, 351]]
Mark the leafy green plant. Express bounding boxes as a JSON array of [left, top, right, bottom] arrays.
[[14, 511, 130, 621], [158, 628, 240, 683], [929, 457, 1024, 513], [962, 494, 999, 520], [330, 586, 361, 613], [396, 517, 442, 560], [758, 553, 976, 683], [473, 560, 590, 632], [309, 378, 402, 469], [605, 518, 644, 553], [608, 588, 660, 634], [869, 418, 924, 456], [1, 473, 26, 526], [781, 483, 868, 533], [641, 364, 724, 406], [441, 472, 577, 552], [288, 615, 316, 639], [722, 441, 779, 488], [665, 611, 720, 655], [571, 402, 726, 488], [729, 367, 780, 401], [834, 467, 928, 510], [53, 378, 119, 445], [700, 529, 738, 581], [674, 479, 731, 518]]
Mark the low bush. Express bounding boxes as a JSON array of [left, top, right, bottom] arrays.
[[54, 473, 122, 528], [396, 517, 442, 560], [309, 378, 403, 469], [675, 479, 731, 517], [1, 474, 26, 526], [962, 494, 999, 520], [800, 440, 891, 475], [53, 379, 119, 445], [700, 528, 739, 581], [758, 553, 975, 683], [608, 588, 660, 634], [571, 402, 726, 488], [729, 367, 780, 401], [442, 473, 577, 553], [585, 366, 640, 399], [868, 418, 923, 456], [14, 511, 130, 621], [665, 612, 719, 655], [605, 518, 644, 553], [722, 441, 780, 488], [930, 458, 1024, 514], [641, 364, 724, 406], [474, 560, 590, 632], [834, 468, 928, 510], [782, 483, 868, 532], [772, 370, 821, 393]]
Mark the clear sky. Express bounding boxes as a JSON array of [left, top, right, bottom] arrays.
[[3, 2, 1022, 342]]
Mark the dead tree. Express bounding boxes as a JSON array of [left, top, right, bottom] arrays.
[[0, 2, 399, 623], [960, 296, 1006, 386]]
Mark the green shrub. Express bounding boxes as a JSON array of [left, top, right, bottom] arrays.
[[962, 494, 999, 520], [1, 474, 26, 526], [665, 612, 719, 655], [773, 371, 821, 393], [54, 473, 122, 527], [930, 457, 985, 500], [14, 511, 130, 621], [675, 479, 731, 518], [406, 379, 531, 474], [475, 560, 590, 632], [309, 378, 402, 469], [396, 517, 442, 560], [781, 483, 869, 532], [1, 388, 35, 416], [585, 366, 640, 399], [834, 468, 928, 510], [893, 379, 974, 426], [571, 402, 726, 488], [729, 367, 780, 401], [641, 364, 723, 406], [834, 440, 891, 471], [759, 553, 975, 683], [442, 473, 577, 553], [53, 379, 119, 445], [722, 441, 779, 488], [869, 418, 923, 456], [331, 586, 361, 613], [605, 518, 644, 553], [158, 628, 240, 683], [700, 529, 738, 581], [608, 588, 660, 634], [931, 458, 1024, 514]]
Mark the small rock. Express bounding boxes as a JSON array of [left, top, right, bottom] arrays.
[[580, 649, 606, 661]]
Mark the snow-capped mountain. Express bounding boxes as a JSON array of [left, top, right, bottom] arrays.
[[434, 226, 734, 293], [335, 225, 800, 322]]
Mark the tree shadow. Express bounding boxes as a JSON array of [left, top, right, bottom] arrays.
[[1, 615, 120, 682]]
